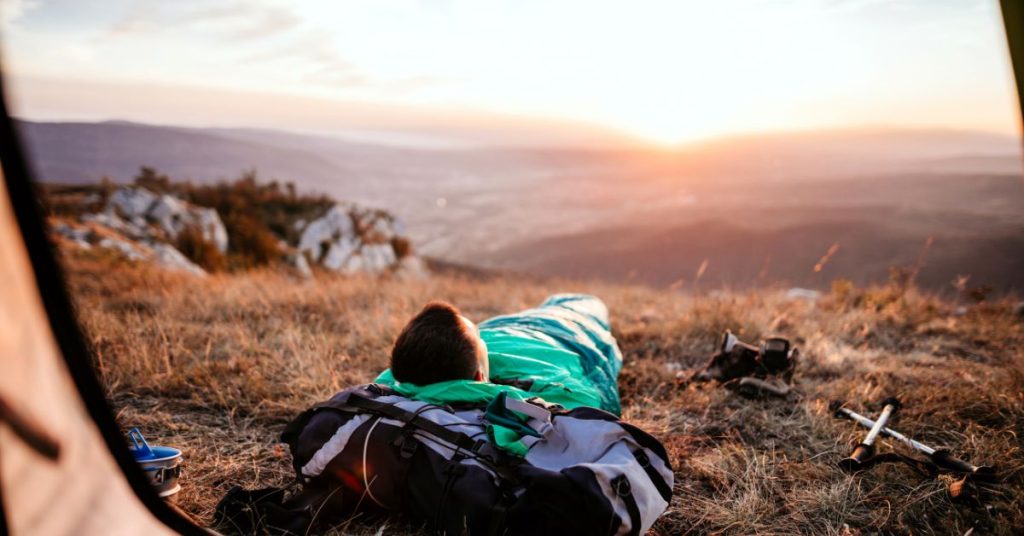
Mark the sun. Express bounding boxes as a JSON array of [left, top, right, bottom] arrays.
[[596, 101, 734, 147], [617, 118, 713, 147]]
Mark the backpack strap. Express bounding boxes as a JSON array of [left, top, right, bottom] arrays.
[[345, 393, 487, 455], [611, 475, 641, 536], [631, 448, 672, 503], [280, 384, 396, 450]]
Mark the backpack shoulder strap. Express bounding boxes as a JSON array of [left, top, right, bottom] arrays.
[[279, 384, 395, 451], [345, 393, 486, 455]]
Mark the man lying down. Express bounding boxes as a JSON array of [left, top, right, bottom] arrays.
[[240, 295, 672, 535]]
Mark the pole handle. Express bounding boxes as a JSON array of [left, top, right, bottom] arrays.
[[839, 443, 874, 472], [829, 400, 847, 417], [930, 449, 996, 480]]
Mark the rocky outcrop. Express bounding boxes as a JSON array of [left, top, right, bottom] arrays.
[[295, 203, 427, 278], [53, 185, 427, 279], [105, 187, 228, 252], [53, 186, 228, 276], [54, 220, 206, 276]]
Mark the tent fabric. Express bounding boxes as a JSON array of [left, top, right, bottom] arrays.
[[374, 294, 624, 415], [0, 172, 179, 535]]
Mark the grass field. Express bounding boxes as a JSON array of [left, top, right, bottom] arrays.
[[61, 247, 1024, 535]]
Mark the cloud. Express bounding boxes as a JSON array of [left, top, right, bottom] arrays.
[[241, 27, 447, 92], [242, 28, 362, 85], [104, 13, 148, 38], [95, 1, 443, 92], [175, 2, 302, 41], [102, 1, 301, 42], [0, 0, 40, 28]]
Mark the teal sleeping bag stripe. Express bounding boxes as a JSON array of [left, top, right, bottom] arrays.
[[479, 294, 623, 414]]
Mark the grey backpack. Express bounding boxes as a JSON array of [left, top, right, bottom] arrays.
[[280, 383, 673, 535]]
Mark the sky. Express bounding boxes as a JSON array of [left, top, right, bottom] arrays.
[[1, 0, 1020, 146]]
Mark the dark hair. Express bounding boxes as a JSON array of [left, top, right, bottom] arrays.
[[390, 301, 480, 385]]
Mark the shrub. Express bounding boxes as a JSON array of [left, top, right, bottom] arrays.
[[174, 170, 334, 245], [392, 236, 413, 259], [224, 213, 282, 268], [175, 225, 227, 272], [133, 167, 172, 194]]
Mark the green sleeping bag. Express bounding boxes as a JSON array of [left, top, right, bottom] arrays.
[[373, 294, 624, 454]]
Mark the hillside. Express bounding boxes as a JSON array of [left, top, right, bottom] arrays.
[[487, 172, 1024, 293], [491, 212, 1024, 292], [57, 246, 1024, 535]]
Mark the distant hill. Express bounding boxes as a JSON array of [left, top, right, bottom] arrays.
[[19, 119, 1022, 188], [16, 120, 350, 189]]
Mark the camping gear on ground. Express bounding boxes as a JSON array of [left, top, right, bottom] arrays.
[[262, 382, 674, 536], [127, 427, 183, 501], [734, 376, 791, 398], [838, 397, 900, 472], [831, 400, 996, 496], [214, 485, 332, 535], [686, 330, 798, 397]]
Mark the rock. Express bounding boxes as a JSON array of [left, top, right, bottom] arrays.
[[147, 194, 228, 252], [296, 203, 424, 277], [1013, 301, 1024, 318], [56, 216, 206, 276], [149, 243, 206, 276], [54, 222, 93, 249], [297, 206, 353, 261], [341, 253, 364, 274], [107, 187, 158, 219], [362, 243, 396, 273], [293, 253, 313, 279], [321, 236, 359, 270], [81, 211, 147, 239], [96, 236, 146, 261], [102, 187, 229, 252], [368, 214, 396, 241], [785, 288, 822, 301], [94, 235, 205, 276]]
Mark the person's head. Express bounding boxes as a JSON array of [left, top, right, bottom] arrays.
[[390, 301, 489, 385]]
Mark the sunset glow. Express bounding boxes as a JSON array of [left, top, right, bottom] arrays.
[[2, 0, 1019, 146]]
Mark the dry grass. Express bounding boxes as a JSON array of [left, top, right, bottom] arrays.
[[61, 248, 1024, 535]]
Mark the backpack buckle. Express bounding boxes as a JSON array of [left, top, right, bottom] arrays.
[[393, 432, 419, 459], [613, 475, 632, 497]]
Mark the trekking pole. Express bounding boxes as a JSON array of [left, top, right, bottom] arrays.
[[837, 397, 900, 472], [830, 400, 996, 480]]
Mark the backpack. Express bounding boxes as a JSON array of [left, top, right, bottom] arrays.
[[278, 383, 673, 535]]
